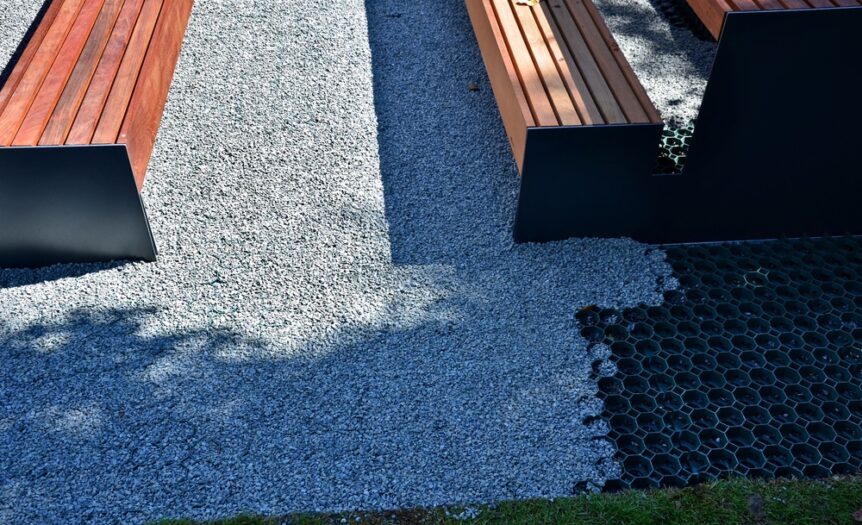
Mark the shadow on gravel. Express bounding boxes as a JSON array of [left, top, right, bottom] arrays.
[[365, 0, 522, 266], [0, 303, 612, 521], [0, 261, 130, 289]]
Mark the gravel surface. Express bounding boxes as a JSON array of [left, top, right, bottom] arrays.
[[1, 1, 672, 523], [593, 0, 717, 125]]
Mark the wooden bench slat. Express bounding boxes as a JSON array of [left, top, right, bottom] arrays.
[[0, 0, 65, 116], [39, 0, 124, 145], [562, 0, 652, 123], [755, 0, 784, 9], [13, 0, 105, 146], [466, 0, 534, 169], [117, 0, 193, 188], [730, 0, 761, 10], [66, 0, 145, 144], [0, 0, 85, 146], [578, 0, 662, 124], [491, 0, 559, 126], [535, 2, 604, 124], [547, 0, 624, 123], [91, 0, 162, 145], [511, 0, 582, 125], [779, 0, 812, 8]]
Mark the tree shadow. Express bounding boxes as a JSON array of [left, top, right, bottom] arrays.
[[0, 303, 615, 523]]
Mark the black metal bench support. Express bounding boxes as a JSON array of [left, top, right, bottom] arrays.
[[645, 7, 862, 244], [514, 123, 663, 243], [0, 145, 157, 268]]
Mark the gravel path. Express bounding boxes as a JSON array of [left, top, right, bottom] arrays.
[[1, 1, 671, 523]]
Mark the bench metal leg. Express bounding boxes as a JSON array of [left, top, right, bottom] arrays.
[[514, 123, 663, 243], [650, 7, 862, 244], [0, 145, 157, 268]]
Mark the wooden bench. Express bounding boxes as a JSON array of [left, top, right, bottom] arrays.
[[686, 0, 862, 39], [466, 0, 664, 242], [0, 0, 194, 267]]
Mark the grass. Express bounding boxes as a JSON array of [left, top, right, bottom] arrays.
[[149, 476, 862, 525]]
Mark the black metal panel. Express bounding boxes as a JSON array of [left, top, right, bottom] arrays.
[[0, 145, 157, 268], [648, 7, 862, 244], [514, 123, 663, 243]]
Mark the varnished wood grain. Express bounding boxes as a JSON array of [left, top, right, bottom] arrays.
[[13, 0, 105, 146], [511, 2, 581, 124], [492, 0, 559, 126], [535, 2, 603, 124], [66, 0, 145, 144], [0, 0, 86, 145], [40, 0, 124, 145], [0, 0, 65, 116], [117, 0, 193, 188], [90, 0, 162, 144]]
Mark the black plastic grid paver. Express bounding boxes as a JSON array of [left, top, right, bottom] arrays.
[[578, 238, 862, 490]]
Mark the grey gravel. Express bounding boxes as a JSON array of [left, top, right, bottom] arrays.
[[0, 1, 673, 524], [593, 0, 717, 124]]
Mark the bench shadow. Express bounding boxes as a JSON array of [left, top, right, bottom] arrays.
[[0, 261, 131, 289], [365, 0, 522, 266]]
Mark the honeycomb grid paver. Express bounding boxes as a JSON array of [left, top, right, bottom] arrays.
[[579, 238, 862, 490]]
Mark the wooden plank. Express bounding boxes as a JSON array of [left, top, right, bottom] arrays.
[[511, 1, 581, 125], [67, 0, 145, 144], [13, 0, 106, 146], [577, 0, 662, 123], [563, 0, 651, 123], [534, 2, 604, 124], [551, 0, 626, 123], [40, 0, 124, 145], [685, 0, 731, 39], [117, 0, 193, 188], [0, 0, 86, 146], [756, 0, 785, 9], [778, 0, 812, 8], [465, 0, 534, 170], [0, 0, 65, 116], [730, 0, 762, 9], [90, 0, 162, 144], [804, 0, 835, 7], [491, 0, 559, 126]]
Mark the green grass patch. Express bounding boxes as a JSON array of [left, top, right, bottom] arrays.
[[149, 476, 862, 525]]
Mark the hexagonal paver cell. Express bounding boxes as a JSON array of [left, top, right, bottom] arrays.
[[583, 238, 862, 490]]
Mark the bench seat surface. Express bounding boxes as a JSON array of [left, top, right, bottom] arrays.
[[687, 0, 862, 39], [0, 0, 193, 188], [468, 0, 660, 130]]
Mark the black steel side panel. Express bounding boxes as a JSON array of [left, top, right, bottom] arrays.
[[514, 123, 663, 243], [652, 7, 862, 244], [0, 145, 157, 268]]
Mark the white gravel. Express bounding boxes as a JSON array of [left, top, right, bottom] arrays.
[[0, 1, 672, 523]]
